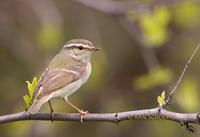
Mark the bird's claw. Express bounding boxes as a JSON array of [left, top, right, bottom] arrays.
[[79, 110, 88, 122]]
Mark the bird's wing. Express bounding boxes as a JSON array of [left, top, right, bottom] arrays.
[[34, 68, 85, 99], [33, 68, 49, 98]]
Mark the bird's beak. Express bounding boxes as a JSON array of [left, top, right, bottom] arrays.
[[89, 47, 101, 51]]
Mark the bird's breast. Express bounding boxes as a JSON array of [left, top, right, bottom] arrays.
[[81, 62, 91, 84], [51, 62, 92, 99]]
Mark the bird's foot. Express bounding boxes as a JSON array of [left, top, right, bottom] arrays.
[[79, 110, 88, 122], [25, 112, 31, 120]]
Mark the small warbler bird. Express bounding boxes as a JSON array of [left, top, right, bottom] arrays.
[[27, 39, 100, 120]]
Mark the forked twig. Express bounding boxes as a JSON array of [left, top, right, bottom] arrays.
[[163, 43, 200, 108]]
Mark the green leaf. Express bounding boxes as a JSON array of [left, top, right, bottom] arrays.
[[157, 91, 166, 107], [133, 67, 173, 91], [26, 77, 38, 102], [23, 77, 38, 109], [161, 91, 166, 99], [23, 95, 30, 109], [30, 77, 38, 100], [139, 6, 171, 47], [26, 81, 32, 95], [32, 77, 38, 89], [157, 96, 162, 106]]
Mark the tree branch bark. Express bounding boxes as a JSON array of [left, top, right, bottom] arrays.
[[0, 108, 199, 125]]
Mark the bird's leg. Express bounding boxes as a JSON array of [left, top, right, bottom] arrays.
[[64, 98, 88, 122], [48, 100, 54, 122], [67, 100, 88, 115]]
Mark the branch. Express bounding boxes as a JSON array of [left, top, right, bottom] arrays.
[[0, 108, 199, 125], [74, 0, 143, 15], [164, 43, 200, 107]]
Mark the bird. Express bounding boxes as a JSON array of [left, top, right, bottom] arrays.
[[26, 39, 100, 121]]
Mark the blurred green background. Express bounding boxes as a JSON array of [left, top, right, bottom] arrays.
[[0, 0, 200, 137]]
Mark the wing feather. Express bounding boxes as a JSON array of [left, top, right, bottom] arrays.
[[33, 68, 49, 98], [35, 69, 82, 99]]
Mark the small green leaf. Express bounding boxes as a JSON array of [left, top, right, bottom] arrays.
[[26, 77, 38, 101], [26, 81, 32, 94], [139, 6, 171, 46], [23, 77, 38, 109], [157, 96, 162, 106], [32, 77, 38, 89], [133, 67, 173, 91], [23, 95, 30, 109], [157, 91, 166, 107], [30, 77, 38, 100], [161, 91, 166, 99]]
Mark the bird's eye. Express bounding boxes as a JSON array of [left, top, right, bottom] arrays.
[[78, 46, 83, 50]]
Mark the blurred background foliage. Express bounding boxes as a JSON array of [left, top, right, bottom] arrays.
[[0, 0, 200, 137]]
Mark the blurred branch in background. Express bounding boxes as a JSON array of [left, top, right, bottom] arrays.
[[74, 0, 200, 15], [74, 0, 141, 15]]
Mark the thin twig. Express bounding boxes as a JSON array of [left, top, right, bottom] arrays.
[[164, 43, 200, 107], [0, 108, 199, 125]]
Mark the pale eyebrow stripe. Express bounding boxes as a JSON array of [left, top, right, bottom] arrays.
[[64, 43, 86, 48]]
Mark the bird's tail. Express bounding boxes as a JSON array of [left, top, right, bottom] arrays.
[[26, 99, 44, 114]]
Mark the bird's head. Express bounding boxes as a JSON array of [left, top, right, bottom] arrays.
[[63, 39, 100, 63]]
